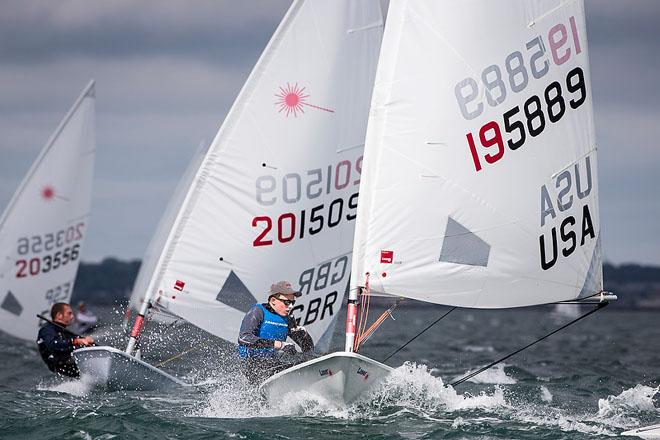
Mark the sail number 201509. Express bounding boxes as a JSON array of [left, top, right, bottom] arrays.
[[252, 193, 358, 247], [252, 157, 361, 247]]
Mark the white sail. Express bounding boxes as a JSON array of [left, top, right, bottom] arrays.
[[127, 141, 209, 322], [0, 81, 95, 340], [140, 0, 383, 345], [352, 0, 602, 308]]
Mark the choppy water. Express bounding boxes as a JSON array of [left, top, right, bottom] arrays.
[[1, 303, 659, 439]]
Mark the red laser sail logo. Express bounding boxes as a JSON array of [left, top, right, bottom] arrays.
[[41, 185, 56, 202], [275, 83, 334, 117]]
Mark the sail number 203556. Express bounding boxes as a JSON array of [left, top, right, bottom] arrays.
[[15, 244, 81, 278]]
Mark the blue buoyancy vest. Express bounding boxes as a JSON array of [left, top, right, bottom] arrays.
[[239, 304, 289, 358]]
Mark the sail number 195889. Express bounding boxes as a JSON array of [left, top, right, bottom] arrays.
[[466, 66, 586, 172]]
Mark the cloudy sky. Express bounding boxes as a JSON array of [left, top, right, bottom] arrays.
[[0, 1, 658, 267]]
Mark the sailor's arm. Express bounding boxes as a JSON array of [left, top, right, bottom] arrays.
[[238, 306, 276, 349], [288, 318, 314, 352], [73, 336, 94, 347]]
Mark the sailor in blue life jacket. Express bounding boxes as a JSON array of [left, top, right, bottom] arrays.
[[36, 303, 94, 378], [238, 280, 314, 382]]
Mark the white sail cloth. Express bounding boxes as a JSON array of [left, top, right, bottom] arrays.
[[141, 1, 384, 345], [352, 0, 602, 308], [128, 141, 209, 324], [0, 81, 95, 340]]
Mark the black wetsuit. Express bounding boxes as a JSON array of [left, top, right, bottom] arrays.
[[238, 303, 314, 382], [36, 322, 80, 378]]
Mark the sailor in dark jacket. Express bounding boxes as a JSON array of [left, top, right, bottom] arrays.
[[37, 303, 94, 378], [238, 281, 314, 382]]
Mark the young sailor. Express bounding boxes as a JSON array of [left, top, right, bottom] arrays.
[[36, 303, 94, 378], [238, 281, 314, 382]]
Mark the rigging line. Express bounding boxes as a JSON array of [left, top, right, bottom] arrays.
[[381, 307, 457, 363], [154, 345, 202, 368], [355, 285, 372, 352], [153, 334, 215, 368], [448, 301, 609, 388], [355, 275, 372, 352], [356, 301, 399, 347]]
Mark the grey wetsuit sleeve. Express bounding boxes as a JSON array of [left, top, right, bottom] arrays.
[[238, 306, 275, 349]]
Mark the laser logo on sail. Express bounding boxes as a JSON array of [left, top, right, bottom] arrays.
[[41, 185, 55, 201], [275, 83, 334, 117]]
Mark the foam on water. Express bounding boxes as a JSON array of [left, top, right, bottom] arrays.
[[512, 408, 617, 437], [597, 384, 659, 418], [539, 385, 553, 402], [453, 363, 517, 385], [369, 362, 508, 414], [197, 361, 508, 420], [37, 376, 95, 397], [595, 384, 660, 428], [503, 384, 660, 437], [196, 372, 274, 419]]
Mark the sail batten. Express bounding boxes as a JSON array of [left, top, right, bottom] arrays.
[[352, 0, 601, 309]]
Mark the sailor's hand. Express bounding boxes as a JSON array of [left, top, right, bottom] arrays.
[[74, 336, 94, 347]]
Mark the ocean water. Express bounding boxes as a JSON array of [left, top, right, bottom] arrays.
[[1, 303, 659, 439]]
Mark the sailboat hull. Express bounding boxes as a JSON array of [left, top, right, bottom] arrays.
[[259, 352, 392, 405], [73, 346, 190, 391], [622, 424, 660, 439]]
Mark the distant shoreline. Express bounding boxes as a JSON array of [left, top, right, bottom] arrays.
[[71, 259, 660, 310]]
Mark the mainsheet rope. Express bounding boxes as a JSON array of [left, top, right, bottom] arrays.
[[448, 301, 609, 388], [380, 306, 456, 363]]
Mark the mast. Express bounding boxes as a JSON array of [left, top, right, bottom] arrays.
[[344, 287, 359, 352]]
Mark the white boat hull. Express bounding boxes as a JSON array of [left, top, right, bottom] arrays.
[[259, 352, 392, 405], [622, 424, 660, 439], [73, 346, 190, 391]]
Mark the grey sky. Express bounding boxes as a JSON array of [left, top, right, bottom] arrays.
[[0, 1, 658, 266]]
